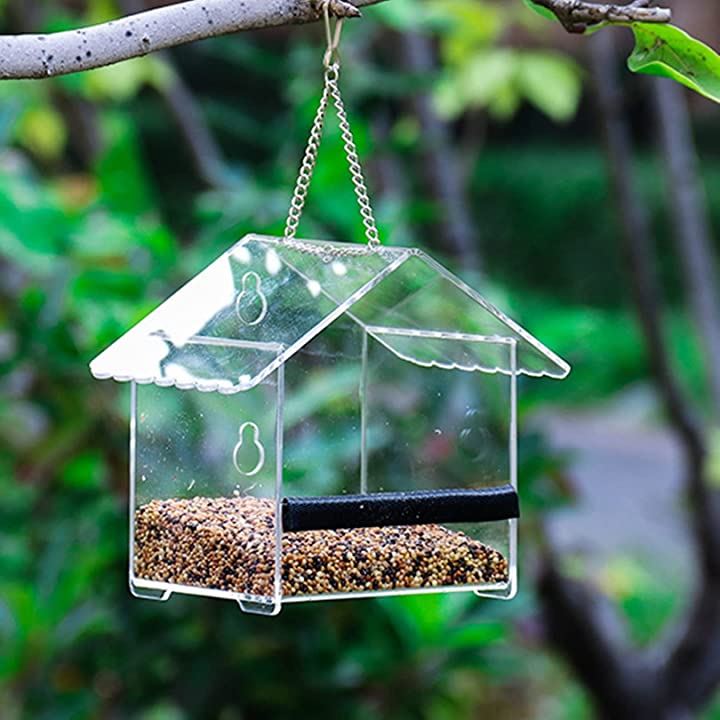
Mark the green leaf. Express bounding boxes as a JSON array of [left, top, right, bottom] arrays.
[[488, 83, 522, 120], [434, 49, 518, 119], [16, 106, 67, 162], [61, 451, 107, 491], [627, 23, 720, 104], [84, 56, 172, 102], [96, 113, 154, 215], [435, 48, 581, 123], [435, 0, 505, 63], [522, 0, 555, 22], [517, 52, 582, 122]]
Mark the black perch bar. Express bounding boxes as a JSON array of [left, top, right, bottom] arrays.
[[282, 485, 520, 532]]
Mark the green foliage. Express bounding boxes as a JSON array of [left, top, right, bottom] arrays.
[[83, 56, 173, 102], [702, 693, 720, 720], [522, 0, 720, 104], [514, 52, 583, 122], [627, 23, 720, 104], [377, 0, 583, 122], [15, 105, 67, 162], [707, 427, 720, 490], [522, 0, 556, 22], [435, 48, 581, 122]]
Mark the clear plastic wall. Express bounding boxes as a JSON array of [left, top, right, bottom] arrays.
[[129, 374, 284, 613], [281, 322, 517, 605]]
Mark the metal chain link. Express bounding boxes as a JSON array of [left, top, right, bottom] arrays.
[[282, 70, 331, 244], [282, 3, 381, 254], [326, 64, 380, 249]]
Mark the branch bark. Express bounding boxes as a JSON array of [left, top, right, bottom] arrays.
[[650, 79, 720, 716], [662, 580, 720, 714], [0, 0, 379, 80], [532, 0, 671, 33], [652, 77, 720, 417], [538, 559, 656, 719]]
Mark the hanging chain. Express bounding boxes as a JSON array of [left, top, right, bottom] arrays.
[[282, 0, 381, 253]]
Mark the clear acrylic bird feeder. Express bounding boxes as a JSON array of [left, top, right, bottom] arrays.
[[90, 7, 569, 615]]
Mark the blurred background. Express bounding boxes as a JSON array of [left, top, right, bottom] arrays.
[[2, 0, 720, 718]]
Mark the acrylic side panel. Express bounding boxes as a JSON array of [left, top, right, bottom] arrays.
[[363, 331, 514, 493], [280, 320, 517, 603], [281, 317, 365, 499], [129, 368, 284, 612]]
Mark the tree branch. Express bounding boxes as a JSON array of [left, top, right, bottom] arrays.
[[532, 0, 671, 34], [588, 28, 705, 468], [538, 558, 656, 719], [652, 77, 720, 417], [0, 0, 380, 80], [650, 79, 720, 715], [662, 580, 720, 714], [0, 0, 673, 81]]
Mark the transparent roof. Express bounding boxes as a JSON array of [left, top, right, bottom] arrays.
[[90, 234, 570, 393]]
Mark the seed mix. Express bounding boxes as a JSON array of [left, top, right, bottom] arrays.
[[134, 496, 509, 597]]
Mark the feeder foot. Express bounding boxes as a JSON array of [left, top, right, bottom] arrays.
[[130, 581, 172, 602], [238, 599, 282, 616], [474, 585, 516, 601]]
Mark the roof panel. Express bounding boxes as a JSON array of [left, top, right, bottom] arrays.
[[349, 252, 570, 379], [90, 235, 411, 392], [90, 234, 569, 392]]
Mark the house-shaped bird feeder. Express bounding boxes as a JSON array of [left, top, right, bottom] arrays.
[[90, 233, 570, 615]]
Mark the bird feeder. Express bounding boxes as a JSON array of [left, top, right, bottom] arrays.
[[89, 7, 569, 615], [90, 233, 569, 615]]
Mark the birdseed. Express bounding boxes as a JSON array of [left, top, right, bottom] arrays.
[[134, 496, 509, 597]]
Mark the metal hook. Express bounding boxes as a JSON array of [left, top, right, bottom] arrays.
[[321, 0, 344, 69]]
